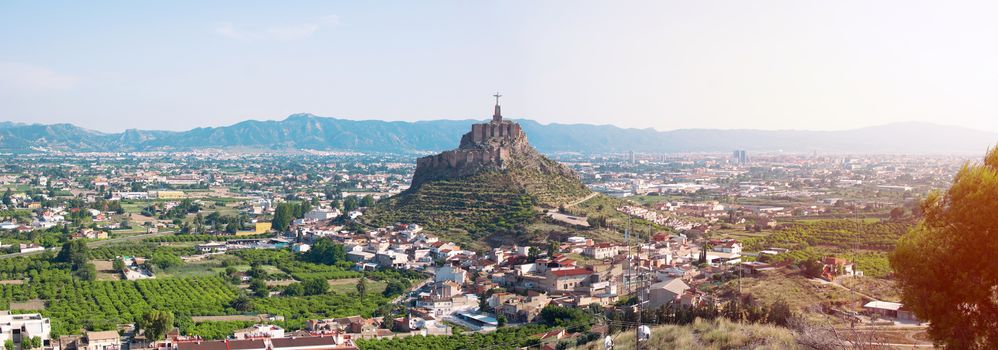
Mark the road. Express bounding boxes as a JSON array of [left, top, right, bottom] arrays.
[[546, 211, 590, 227], [564, 192, 599, 209], [0, 231, 171, 259]]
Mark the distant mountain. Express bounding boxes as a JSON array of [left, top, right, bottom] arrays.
[[0, 114, 993, 154]]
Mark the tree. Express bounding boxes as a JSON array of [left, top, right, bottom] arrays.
[[360, 195, 376, 208], [546, 241, 559, 257], [112, 258, 126, 273], [150, 254, 182, 270], [272, 203, 296, 232], [250, 279, 269, 297], [302, 278, 329, 296], [304, 238, 347, 265], [891, 147, 998, 349], [343, 196, 360, 212], [75, 263, 97, 281], [889, 207, 905, 221], [56, 240, 89, 270], [356, 277, 367, 298], [283, 283, 304, 296], [383, 280, 407, 297], [139, 310, 174, 341], [1, 189, 11, 206], [231, 296, 254, 311], [4, 339, 13, 350]]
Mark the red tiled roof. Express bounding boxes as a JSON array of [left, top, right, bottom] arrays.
[[550, 268, 591, 277]]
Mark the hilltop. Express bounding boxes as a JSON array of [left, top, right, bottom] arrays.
[[366, 101, 591, 240]]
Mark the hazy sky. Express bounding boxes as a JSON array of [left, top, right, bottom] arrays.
[[2, 1, 998, 133]]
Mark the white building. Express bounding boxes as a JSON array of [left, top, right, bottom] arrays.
[[0, 312, 51, 348], [434, 265, 468, 284], [233, 324, 285, 339], [304, 208, 341, 221]]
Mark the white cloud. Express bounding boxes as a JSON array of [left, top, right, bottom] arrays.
[[215, 15, 340, 42], [0, 62, 77, 91]]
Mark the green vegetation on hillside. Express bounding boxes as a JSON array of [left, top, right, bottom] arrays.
[[742, 220, 909, 251], [369, 168, 588, 237]]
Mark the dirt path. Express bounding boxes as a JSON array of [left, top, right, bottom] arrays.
[[191, 315, 268, 322], [564, 192, 599, 208]]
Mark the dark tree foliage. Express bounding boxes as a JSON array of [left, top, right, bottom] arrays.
[[56, 240, 89, 270], [301, 278, 329, 296], [139, 310, 174, 341], [382, 280, 406, 298], [891, 147, 998, 349], [303, 238, 347, 265]]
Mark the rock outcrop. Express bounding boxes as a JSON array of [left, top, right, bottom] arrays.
[[410, 118, 576, 192], [368, 99, 591, 235]]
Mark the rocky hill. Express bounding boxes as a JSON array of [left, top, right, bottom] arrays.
[[367, 102, 591, 237]]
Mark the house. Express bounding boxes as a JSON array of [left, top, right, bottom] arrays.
[[196, 242, 227, 254], [84, 330, 119, 350], [821, 256, 856, 280], [582, 243, 618, 259], [374, 251, 408, 269], [711, 239, 742, 254], [178, 339, 267, 350], [646, 278, 690, 310], [434, 281, 462, 299], [495, 293, 550, 323], [304, 208, 341, 221], [18, 244, 45, 253], [434, 265, 467, 284], [0, 312, 51, 348], [863, 301, 919, 322], [232, 325, 284, 339], [270, 335, 357, 350], [73, 229, 108, 240], [544, 268, 591, 293], [307, 317, 379, 335]]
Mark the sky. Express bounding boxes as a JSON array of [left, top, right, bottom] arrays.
[[2, 0, 998, 133]]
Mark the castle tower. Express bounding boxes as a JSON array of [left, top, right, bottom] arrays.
[[492, 92, 502, 123]]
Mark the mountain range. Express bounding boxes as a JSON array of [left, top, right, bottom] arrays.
[[0, 114, 994, 154]]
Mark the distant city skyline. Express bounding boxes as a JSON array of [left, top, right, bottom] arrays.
[[3, 1, 998, 133]]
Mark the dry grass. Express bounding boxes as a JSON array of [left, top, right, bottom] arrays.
[[721, 270, 863, 324], [92, 259, 122, 281], [571, 318, 798, 350], [327, 278, 388, 295], [838, 277, 901, 302], [191, 315, 267, 322], [9, 299, 44, 310]]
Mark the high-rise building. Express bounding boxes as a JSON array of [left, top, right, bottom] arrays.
[[733, 150, 749, 164]]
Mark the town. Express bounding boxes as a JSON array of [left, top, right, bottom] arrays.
[[0, 147, 956, 350]]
